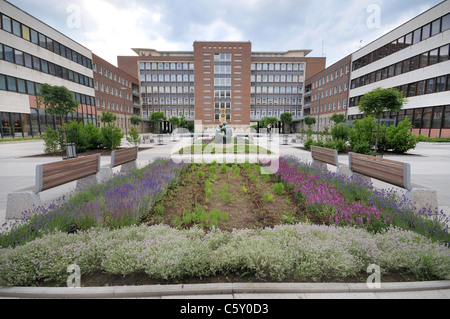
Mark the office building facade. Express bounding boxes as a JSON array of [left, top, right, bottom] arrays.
[[348, 1, 450, 137], [304, 55, 352, 131], [119, 42, 326, 132], [92, 54, 142, 133], [0, 0, 96, 138]]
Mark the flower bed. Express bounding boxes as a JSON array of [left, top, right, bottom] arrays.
[[0, 156, 449, 287], [0, 224, 449, 287]]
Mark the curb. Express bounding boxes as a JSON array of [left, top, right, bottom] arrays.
[[1, 281, 449, 299]]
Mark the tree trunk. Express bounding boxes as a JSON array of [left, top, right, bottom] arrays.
[[376, 117, 381, 154]]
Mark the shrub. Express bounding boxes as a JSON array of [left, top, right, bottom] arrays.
[[273, 183, 286, 195], [65, 121, 90, 153], [100, 125, 124, 151], [349, 117, 379, 155], [385, 118, 418, 154], [331, 123, 350, 141], [127, 127, 142, 148], [42, 127, 61, 155]]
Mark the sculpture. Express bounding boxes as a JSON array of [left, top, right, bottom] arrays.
[[214, 122, 233, 145]]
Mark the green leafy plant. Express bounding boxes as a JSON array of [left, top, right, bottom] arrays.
[[42, 126, 61, 155], [264, 192, 274, 202], [273, 183, 286, 195], [385, 117, 418, 154]]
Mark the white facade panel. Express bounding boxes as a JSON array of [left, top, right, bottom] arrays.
[[352, 1, 450, 61], [0, 90, 31, 114]]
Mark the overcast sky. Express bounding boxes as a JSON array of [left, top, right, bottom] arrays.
[[9, 0, 444, 67]]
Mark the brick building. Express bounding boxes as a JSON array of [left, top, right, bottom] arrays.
[[92, 54, 142, 133], [304, 55, 352, 131], [118, 41, 326, 133]]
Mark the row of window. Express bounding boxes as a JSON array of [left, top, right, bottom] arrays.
[[143, 98, 195, 106], [351, 44, 449, 89], [140, 74, 195, 83], [93, 64, 134, 89], [0, 12, 93, 69], [139, 62, 195, 71], [310, 64, 351, 90], [352, 13, 450, 71], [0, 43, 94, 89], [251, 86, 303, 95], [349, 74, 450, 107], [0, 73, 95, 106], [348, 106, 450, 133], [251, 74, 304, 83], [251, 98, 303, 106], [308, 99, 348, 115], [251, 63, 305, 72]]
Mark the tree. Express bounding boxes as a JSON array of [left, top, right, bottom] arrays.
[[100, 111, 117, 125], [149, 112, 167, 133], [130, 115, 143, 127], [330, 113, 346, 125], [37, 84, 79, 125], [169, 116, 181, 129], [36, 84, 79, 150], [358, 87, 407, 153], [280, 113, 293, 134], [304, 116, 316, 127], [100, 111, 123, 151]]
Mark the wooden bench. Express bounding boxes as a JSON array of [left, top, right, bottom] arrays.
[[97, 147, 139, 183], [311, 146, 340, 169], [347, 152, 438, 210], [349, 152, 411, 190], [6, 155, 101, 220]]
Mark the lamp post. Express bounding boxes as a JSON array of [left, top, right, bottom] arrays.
[[121, 87, 128, 139]]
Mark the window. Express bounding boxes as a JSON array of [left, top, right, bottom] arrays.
[[410, 55, 419, 71], [23, 53, 32, 68], [7, 76, 16, 92], [405, 33, 413, 47], [21, 25, 30, 41], [14, 50, 23, 66], [422, 107, 433, 129], [402, 59, 411, 73], [11, 19, 21, 37], [0, 44, 3, 60], [422, 24, 431, 40], [388, 65, 395, 78], [429, 49, 439, 65], [4, 45, 14, 63], [417, 80, 426, 95], [407, 83, 417, 97], [30, 29, 38, 44], [41, 60, 48, 73], [395, 62, 403, 76], [26, 81, 35, 95], [0, 74, 6, 90], [436, 76, 447, 92], [17, 79, 26, 93], [397, 36, 405, 50], [413, 28, 422, 44], [413, 109, 423, 129], [32, 56, 40, 71], [431, 18, 441, 36], [38, 33, 46, 48], [439, 45, 449, 62], [2, 15, 12, 32], [419, 52, 429, 68], [443, 14, 450, 32], [426, 78, 436, 94]]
